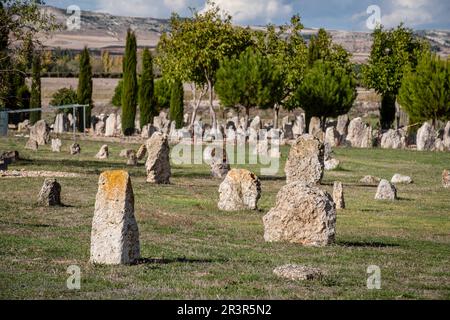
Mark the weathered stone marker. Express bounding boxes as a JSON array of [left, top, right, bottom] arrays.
[[333, 181, 345, 209], [51, 139, 62, 153], [273, 264, 323, 281], [145, 133, 171, 184], [70, 143, 81, 155], [391, 174, 413, 184], [136, 144, 147, 160], [38, 179, 62, 206], [218, 169, 261, 211], [375, 179, 398, 200], [90, 170, 140, 265], [284, 134, 324, 185], [263, 182, 336, 247], [25, 138, 38, 151], [95, 145, 109, 160], [29, 120, 50, 146]]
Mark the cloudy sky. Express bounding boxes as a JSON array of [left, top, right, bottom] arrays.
[[45, 0, 450, 30]]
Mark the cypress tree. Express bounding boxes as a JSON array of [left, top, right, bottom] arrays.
[[139, 48, 157, 128], [77, 46, 93, 131], [121, 29, 138, 136], [169, 79, 184, 129], [30, 53, 41, 124]]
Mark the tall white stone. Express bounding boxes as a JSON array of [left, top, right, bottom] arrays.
[[90, 171, 140, 265]]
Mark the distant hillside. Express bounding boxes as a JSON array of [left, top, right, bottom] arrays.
[[39, 5, 450, 63]]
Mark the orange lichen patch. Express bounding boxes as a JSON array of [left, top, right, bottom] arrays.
[[227, 169, 255, 182], [100, 170, 129, 200]]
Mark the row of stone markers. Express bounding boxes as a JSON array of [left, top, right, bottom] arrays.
[[18, 112, 450, 154]]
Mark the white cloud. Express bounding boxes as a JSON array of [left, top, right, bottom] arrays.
[[202, 0, 293, 24], [382, 0, 436, 27]]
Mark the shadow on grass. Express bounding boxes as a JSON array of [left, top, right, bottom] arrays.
[[0, 221, 53, 228], [136, 257, 227, 265], [337, 240, 400, 248], [259, 175, 286, 182]]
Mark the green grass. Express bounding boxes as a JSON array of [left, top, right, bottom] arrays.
[[0, 135, 449, 300]]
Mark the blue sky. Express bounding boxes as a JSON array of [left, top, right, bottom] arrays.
[[45, 0, 450, 30]]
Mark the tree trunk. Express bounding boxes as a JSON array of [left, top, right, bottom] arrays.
[[305, 112, 312, 134], [244, 106, 250, 131], [273, 104, 280, 129], [207, 79, 217, 130], [380, 94, 396, 130]]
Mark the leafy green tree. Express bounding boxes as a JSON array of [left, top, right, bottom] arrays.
[[112, 80, 123, 107], [77, 47, 93, 130], [216, 48, 283, 129], [0, 0, 59, 106], [363, 24, 428, 129], [154, 78, 171, 111], [139, 48, 157, 128], [50, 87, 78, 107], [398, 53, 450, 127], [295, 60, 357, 130], [157, 2, 252, 129], [29, 53, 41, 124], [121, 29, 138, 136], [253, 15, 308, 128], [169, 79, 184, 129]]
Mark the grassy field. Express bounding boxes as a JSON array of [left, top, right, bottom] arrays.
[[0, 135, 449, 300]]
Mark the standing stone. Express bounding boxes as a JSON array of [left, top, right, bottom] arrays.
[[381, 129, 407, 149], [126, 151, 138, 166], [53, 113, 68, 134], [29, 120, 50, 145], [95, 145, 109, 160], [442, 170, 450, 188], [375, 179, 398, 200], [1, 150, 19, 164], [249, 116, 262, 131], [333, 181, 345, 209], [325, 127, 339, 147], [417, 122, 436, 151], [95, 119, 106, 136], [105, 114, 117, 137], [263, 182, 336, 247], [145, 132, 171, 184], [51, 138, 62, 152], [25, 139, 38, 151], [336, 114, 349, 140], [136, 144, 147, 160], [37, 179, 62, 206], [292, 114, 306, 138], [283, 123, 294, 141], [218, 169, 261, 211], [391, 174, 413, 184], [90, 171, 140, 265], [346, 118, 373, 148], [309, 117, 323, 140], [18, 120, 30, 132], [210, 147, 231, 179], [120, 149, 134, 158], [285, 134, 324, 185], [360, 175, 381, 184], [70, 143, 81, 155], [443, 122, 450, 151], [324, 158, 340, 171]]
